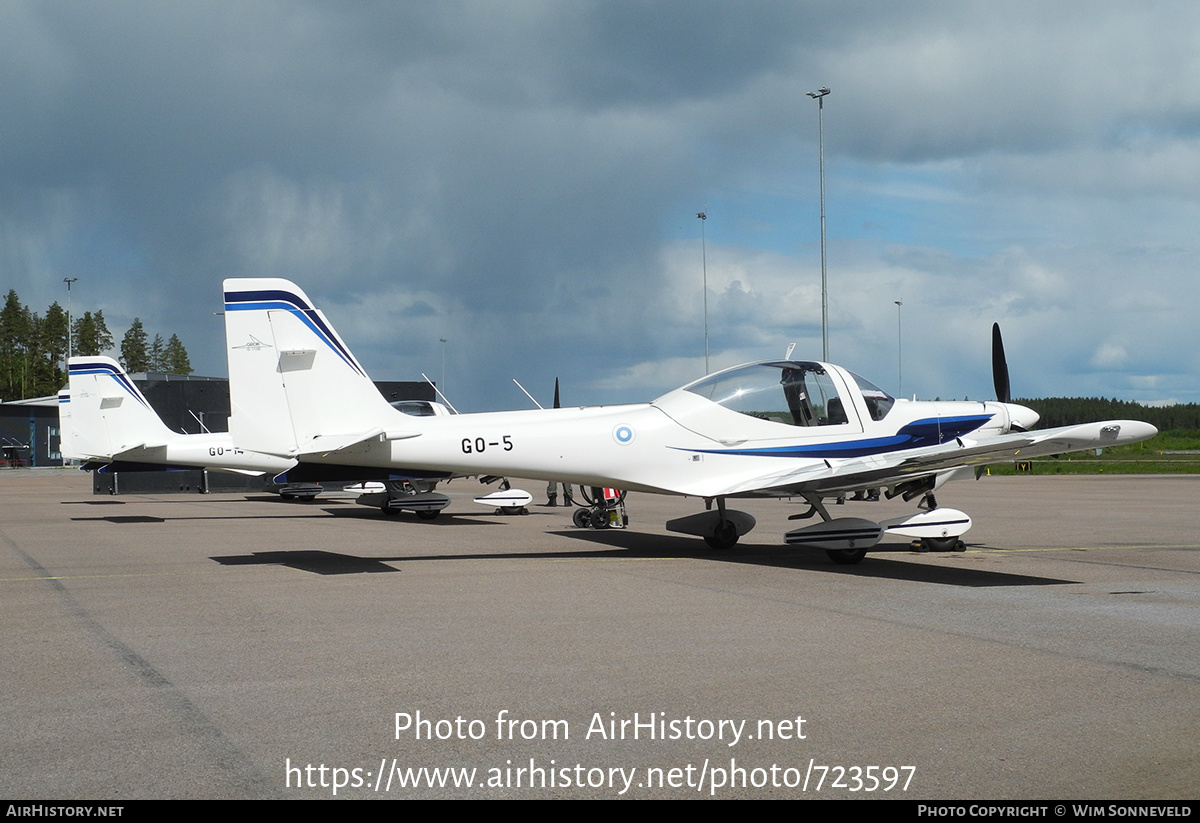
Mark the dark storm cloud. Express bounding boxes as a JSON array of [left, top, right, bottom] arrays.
[[2, 1, 1198, 408]]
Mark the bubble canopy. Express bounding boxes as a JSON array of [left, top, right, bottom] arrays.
[[682, 361, 894, 427]]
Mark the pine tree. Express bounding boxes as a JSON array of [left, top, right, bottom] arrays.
[[29, 304, 66, 397], [148, 334, 165, 371], [93, 310, 113, 354], [0, 290, 29, 399], [73, 310, 114, 357], [120, 318, 150, 372], [163, 334, 192, 375], [41, 302, 68, 371]]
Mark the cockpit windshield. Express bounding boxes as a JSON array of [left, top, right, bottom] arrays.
[[848, 371, 895, 421], [684, 362, 849, 427]]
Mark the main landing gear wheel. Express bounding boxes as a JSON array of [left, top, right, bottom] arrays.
[[826, 548, 867, 565], [921, 537, 964, 552], [704, 520, 740, 550], [416, 510, 440, 520]]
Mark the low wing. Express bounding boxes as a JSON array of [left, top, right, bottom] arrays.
[[706, 419, 1157, 498]]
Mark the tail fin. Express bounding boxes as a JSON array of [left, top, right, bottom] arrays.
[[223, 279, 398, 456], [62, 354, 297, 475], [61, 356, 178, 461]]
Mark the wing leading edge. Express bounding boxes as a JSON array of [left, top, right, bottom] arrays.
[[702, 419, 1157, 498]]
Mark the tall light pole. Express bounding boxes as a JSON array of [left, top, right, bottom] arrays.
[[697, 211, 709, 374], [439, 338, 447, 398], [894, 300, 903, 398], [806, 87, 831, 360], [63, 277, 78, 365]]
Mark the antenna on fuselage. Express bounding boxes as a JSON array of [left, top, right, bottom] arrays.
[[187, 409, 212, 434], [784, 342, 796, 360], [512, 379, 544, 409], [420, 372, 459, 414]]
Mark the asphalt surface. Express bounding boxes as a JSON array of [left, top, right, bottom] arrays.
[[2, 470, 1197, 799]]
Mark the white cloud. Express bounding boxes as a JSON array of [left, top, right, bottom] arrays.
[[1092, 342, 1129, 369]]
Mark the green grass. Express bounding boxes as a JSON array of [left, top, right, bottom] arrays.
[[986, 430, 1200, 475]]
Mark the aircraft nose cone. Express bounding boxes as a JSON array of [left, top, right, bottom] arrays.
[[1006, 403, 1040, 431]]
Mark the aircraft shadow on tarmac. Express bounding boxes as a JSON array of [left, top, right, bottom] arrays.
[[77, 515, 167, 524], [243, 494, 350, 505], [62, 493, 1072, 585], [66, 498, 543, 528], [551, 529, 1075, 587], [212, 550, 403, 575], [208, 545, 652, 575], [209, 529, 1075, 586], [70, 511, 336, 523], [319, 507, 511, 526]]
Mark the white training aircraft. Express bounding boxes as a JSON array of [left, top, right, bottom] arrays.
[[60, 356, 296, 477], [60, 355, 460, 506], [221, 278, 1158, 564]]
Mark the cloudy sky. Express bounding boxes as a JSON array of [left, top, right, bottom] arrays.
[[3, 1, 1199, 411]]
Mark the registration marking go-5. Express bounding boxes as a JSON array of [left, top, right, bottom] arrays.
[[219, 278, 1157, 564]]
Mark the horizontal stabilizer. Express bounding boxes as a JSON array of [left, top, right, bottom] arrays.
[[96, 461, 192, 474], [113, 442, 165, 457], [302, 428, 421, 456], [272, 463, 452, 484], [93, 460, 268, 477]]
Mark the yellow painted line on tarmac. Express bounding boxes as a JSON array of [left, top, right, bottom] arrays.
[[962, 544, 1200, 554], [545, 555, 685, 562], [0, 568, 239, 584]]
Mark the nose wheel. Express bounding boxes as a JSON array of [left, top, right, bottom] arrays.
[[919, 536, 965, 552], [826, 548, 867, 565]]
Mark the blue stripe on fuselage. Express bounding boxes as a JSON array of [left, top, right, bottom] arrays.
[[678, 414, 994, 459]]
